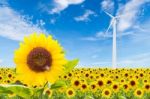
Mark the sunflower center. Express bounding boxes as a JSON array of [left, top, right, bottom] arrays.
[[113, 85, 118, 89], [74, 80, 80, 86], [27, 47, 52, 72], [91, 85, 96, 89], [130, 81, 136, 86], [124, 85, 128, 89], [107, 80, 112, 84], [145, 85, 149, 89], [46, 90, 51, 95], [105, 91, 110, 95], [137, 90, 142, 95], [68, 90, 73, 95], [85, 73, 89, 77], [98, 81, 103, 86], [82, 84, 87, 89]]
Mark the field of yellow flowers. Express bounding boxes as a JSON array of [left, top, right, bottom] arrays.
[[0, 68, 149, 99]]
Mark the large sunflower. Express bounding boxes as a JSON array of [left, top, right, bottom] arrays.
[[14, 33, 67, 85]]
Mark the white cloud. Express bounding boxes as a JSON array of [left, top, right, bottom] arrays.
[[51, 0, 84, 14], [81, 31, 134, 41], [36, 19, 45, 26], [96, 31, 111, 38], [0, 6, 47, 41], [81, 37, 99, 41], [101, 0, 114, 13], [88, 52, 150, 68], [50, 19, 56, 24], [92, 61, 111, 66], [74, 10, 97, 22], [0, 59, 2, 63], [118, 52, 150, 67], [130, 19, 150, 44], [117, 0, 149, 32], [91, 55, 99, 59]]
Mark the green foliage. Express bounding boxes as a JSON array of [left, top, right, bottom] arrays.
[[51, 80, 66, 89], [0, 84, 33, 98], [64, 59, 79, 73], [118, 96, 127, 99]]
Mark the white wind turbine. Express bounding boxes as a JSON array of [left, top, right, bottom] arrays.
[[104, 11, 119, 69]]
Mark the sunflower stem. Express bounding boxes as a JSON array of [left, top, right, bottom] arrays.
[[44, 81, 48, 88], [39, 81, 48, 99]]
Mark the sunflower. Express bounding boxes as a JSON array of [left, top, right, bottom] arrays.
[[106, 78, 113, 85], [63, 75, 68, 80], [100, 72, 105, 78], [129, 78, 138, 89], [143, 83, 150, 93], [84, 71, 90, 79], [97, 78, 105, 90], [44, 88, 53, 98], [68, 72, 74, 78], [14, 33, 67, 85], [122, 82, 130, 93], [66, 88, 75, 98], [134, 88, 144, 98], [71, 78, 81, 89], [90, 81, 98, 92], [142, 78, 149, 84], [102, 88, 112, 98], [89, 74, 95, 80], [0, 75, 3, 83], [80, 82, 89, 92], [111, 82, 120, 93]]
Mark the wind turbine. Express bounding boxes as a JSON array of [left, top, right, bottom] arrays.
[[104, 11, 118, 69]]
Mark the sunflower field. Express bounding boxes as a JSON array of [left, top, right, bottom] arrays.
[[0, 68, 150, 99], [0, 33, 149, 99]]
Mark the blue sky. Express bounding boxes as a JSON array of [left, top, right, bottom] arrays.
[[0, 0, 150, 68]]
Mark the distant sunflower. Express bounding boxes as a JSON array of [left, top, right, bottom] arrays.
[[90, 81, 97, 92], [102, 88, 112, 98], [71, 78, 81, 89], [0, 76, 3, 82], [129, 78, 138, 89], [143, 83, 150, 93], [66, 88, 75, 98], [122, 82, 130, 93], [80, 82, 88, 92], [134, 88, 144, 98], [106, 78, 113, 85], [111, 82, 120, 93], [97, 78, 105, 90], [44, 88, 53, 98], [14, 33, 67, 85]]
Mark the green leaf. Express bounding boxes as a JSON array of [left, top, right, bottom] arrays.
[[50, 80, 66, 89], [0, 84, 33, 98], [84, 95, 95, 99], [0, 85, 12, 94], [118, 96, 127, 99], [64, 59, 79, 73]]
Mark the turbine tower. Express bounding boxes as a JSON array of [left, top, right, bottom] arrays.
[[104, 11, 118, 69]]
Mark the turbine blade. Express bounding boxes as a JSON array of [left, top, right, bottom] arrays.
[[104, 19, 113, 37], [104, 11, 114, 18]]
